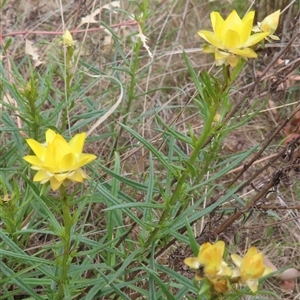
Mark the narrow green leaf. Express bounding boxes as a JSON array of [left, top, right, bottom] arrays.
[[119, 123, 177, 176], [0, 262, 44, 300], [186, 218, 200, 256]]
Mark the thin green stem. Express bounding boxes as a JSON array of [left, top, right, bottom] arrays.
[[109, 38, 142, 159], [125, 40, 142, 122], [144, 98, 220, 247], [61, 46, 74, 130], [57, 186, 72, 299], [225, 59, 245, 91]]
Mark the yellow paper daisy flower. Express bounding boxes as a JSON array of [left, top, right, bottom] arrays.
[[62, 29, 76, 47], [184, 241, 232, 281], [231, 247, 273, 292], [198, 10, 269, 66], [253, 10, 280, 41], [23, 129, 96, 191]]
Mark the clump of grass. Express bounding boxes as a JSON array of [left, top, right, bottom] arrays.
[[1, 0, 300, 299]]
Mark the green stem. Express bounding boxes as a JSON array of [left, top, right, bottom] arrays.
[[61, 46, 74, 130], [125, 40, 142, 121], [224, 59, 245, 92], [57, 187, 72, 299], [109, 39, 142, 159], [144, 99, 220, 247]]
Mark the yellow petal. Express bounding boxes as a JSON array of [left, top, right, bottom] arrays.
[[243, 32, 269, 47], [50, 177, 63, 191], [263, 266, 274, 276], [226, 56, 240, 67], [246, 279, 259, 293], [198, 242, 211, 258], [223, 10, 242, 37], [62, 29, 76, 47], [242, 254, 265, 279], [45, 134, 72, 167], [223, 29, 240, 48], [261, 10, 280, 34], [198, 30, 223, 49], [269, 34, 280, 41], [184, 257, 201, 269], [219, 261, 233, 277], [73, 153, 97, 169], [202, 44, 216, 54], [26, 139, 46, 159], [69, 132, 86, 156], [33, 170, 52, 183], [239, 11, 255, 44], [231, 48, 257, 58], [60, 153, 76, 170], [199, 241, 224, 276], [53, 173, 69, 182], [68, 169, 87, 182], [225, 10, 242, 27], [231, 253, 243, 268], [214, 241, 225, 254], [23, 155, 44, 167], [215, 58, 226, 66], [211, 11, 224, 42], [245, 247, 258, 258], [45, 129, 57, 144]]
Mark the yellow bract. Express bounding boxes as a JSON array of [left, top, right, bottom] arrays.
[[62, 29, 76, 47], [198, 10, 269, 67], [231, 247, 273, 292], [23, 129, 96, 191], [253, 10, 280, 41], [184, 241, 232, 281]]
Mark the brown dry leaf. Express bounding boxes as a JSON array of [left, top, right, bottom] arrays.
[[25, 40, 43, 67], [137, 32, 153, 58], [280, 279, 295, 292], [256, 58, 300, 91], [263, 256, 300, 291], [264, 256, 300, 292], [283, 112, 300, 145], [284, 133, 300, 145], [79, 1, 120, 27], [279, 268, 300, 281]]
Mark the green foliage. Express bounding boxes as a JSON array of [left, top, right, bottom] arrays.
[[1, 0, 297, 299]]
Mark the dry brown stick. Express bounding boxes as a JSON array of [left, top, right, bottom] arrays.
[[214, 180, 275, 235], [255, 205, 300, 210], [217, 101, 300, 196], [227, 153, 279, 175]]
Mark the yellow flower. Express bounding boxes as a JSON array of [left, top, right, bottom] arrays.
[[212, 278, 229, 293], [231, 247, 273, 292], [253, 10, 280, 41], [23, 129, 96, 191], [1, 194, 10, 203], [198, 10, 269, 67], [62, 29, 76, 47], [184, 241, 232, 281]]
